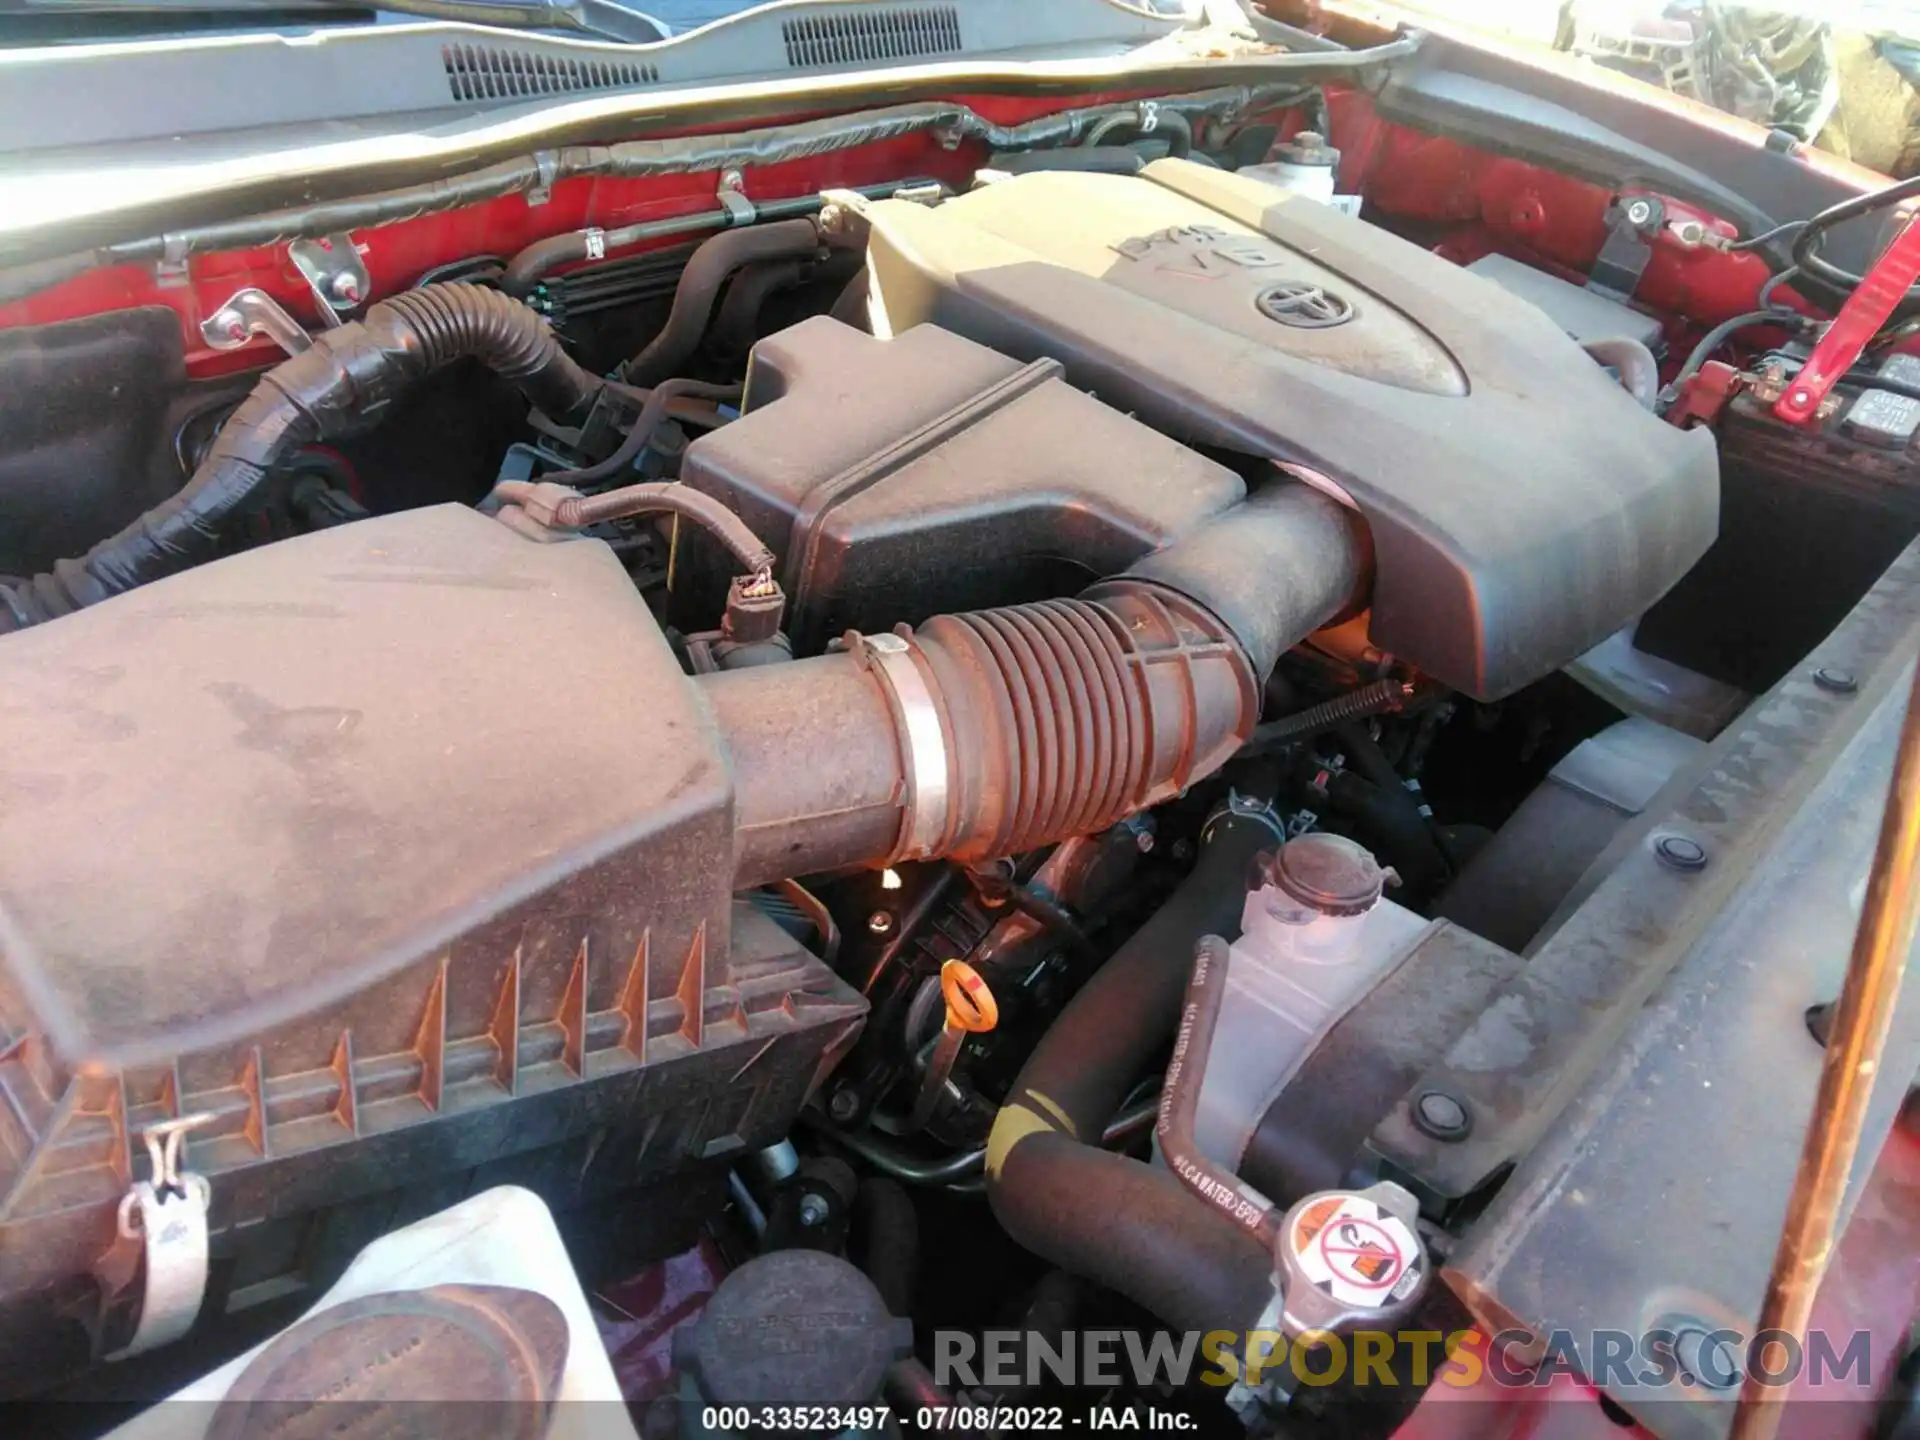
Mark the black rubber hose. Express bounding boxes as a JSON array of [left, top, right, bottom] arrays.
[[711, 257, 814, 357], [501, 229, 601, 296], [985, 803, 1286, 1334], [1158, 934, 1282, 1250], [626, 219, 823, 384], [856, 1178, 919, 1317], [538, 377, 741, 491], [1086, 108, 1194, 158], [1004, 881, 1100, 961], [1320, 770, 1446, 899], [1335, 720, 1454, 877], [3, 283, 599, 625], [989, 1134, 1273, 1337]]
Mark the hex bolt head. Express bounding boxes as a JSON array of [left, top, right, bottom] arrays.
[[797, 1193, 830, 1227], [1413, 1089, 1471, 1141], [329, 272, 362, 304], [1625, 198, 1654, 227], [827, 1088, 860, 1123], [1673, 1326, 1740, 1389], [867, 910, 894, 936], [1813, 667, 1858, 695], [1654, 834, 1709, 872]]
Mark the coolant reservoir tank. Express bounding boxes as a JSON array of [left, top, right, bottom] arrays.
[[1192, 832, 1430, 1171]]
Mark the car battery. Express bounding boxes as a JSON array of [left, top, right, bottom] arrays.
[[1636, 352, 1920, 693]]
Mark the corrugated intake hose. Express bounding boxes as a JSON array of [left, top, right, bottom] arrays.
[[3, 284, 600, 626], [700, 480, 1369, 887], [984, 805, 1287, 1335], [706, 585, 1258, 888], [626, 219, 825, 385]]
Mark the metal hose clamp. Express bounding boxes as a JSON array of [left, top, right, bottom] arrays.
[[859, 632, 949, 860]]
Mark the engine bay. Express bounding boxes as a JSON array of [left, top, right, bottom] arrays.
[[2, 74, 1919, 1440]]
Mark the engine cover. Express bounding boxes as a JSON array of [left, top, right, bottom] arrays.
[[862, 160, 1720, 699]]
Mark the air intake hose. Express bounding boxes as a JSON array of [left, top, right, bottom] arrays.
[[699, 481, 1368, 887], [3, 284, 600, 627]]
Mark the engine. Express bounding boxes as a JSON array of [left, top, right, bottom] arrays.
[[0, 158, 1722, 1412]]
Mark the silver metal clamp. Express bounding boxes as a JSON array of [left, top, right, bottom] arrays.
[[859, 632, 950, 861], [106, 1113, 217, 1361]]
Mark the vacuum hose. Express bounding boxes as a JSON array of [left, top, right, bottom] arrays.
[[3, 284, 600, 627]]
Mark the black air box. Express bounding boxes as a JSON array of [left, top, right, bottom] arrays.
[[681, 315, 1245, 650], [0, 507, 863, 1387]]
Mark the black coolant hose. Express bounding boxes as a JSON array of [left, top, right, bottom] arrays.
[[626, 219, 824, 385], [1158, 934, 1283, 1249], [2, 284, 601, 627], [984, 802, 1288, 1335], [1334, 720, 1454, 883], [1085, 107, 1194, 158]]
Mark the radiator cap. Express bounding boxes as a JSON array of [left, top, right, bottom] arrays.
[[675, 1250, 912, 1409], [207, 1283, 569, 1440]]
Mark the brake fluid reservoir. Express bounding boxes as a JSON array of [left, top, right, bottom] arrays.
[[1237, 130, 1342, 207], [1192, 831, 1429, 1170]]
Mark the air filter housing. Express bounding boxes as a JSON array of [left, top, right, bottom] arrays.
[[0, 506, 864, 1389]]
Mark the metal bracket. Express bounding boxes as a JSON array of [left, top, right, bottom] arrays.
[[889, 181, 945, 207], [1587, 195, 1663, 299], [288, 234, 370, 323], [153, 234, 191, 289], [200, 287, 312, 356], [717, 169, 756, 226], [527, 149, 561, 207]]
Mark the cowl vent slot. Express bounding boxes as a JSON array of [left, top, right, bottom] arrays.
[[782, 6, 962, 68], [444, 43, 659, 102]]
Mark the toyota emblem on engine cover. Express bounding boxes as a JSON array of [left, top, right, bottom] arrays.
[[1257, 281, 1356, 329]]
